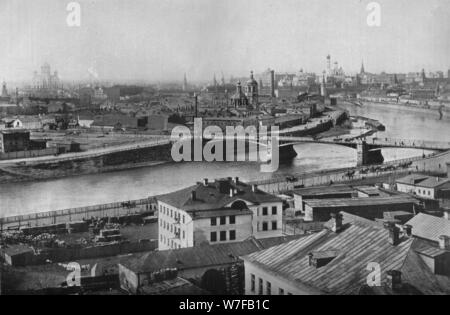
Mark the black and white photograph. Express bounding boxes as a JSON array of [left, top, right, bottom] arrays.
[[0, 0, 449, 300]]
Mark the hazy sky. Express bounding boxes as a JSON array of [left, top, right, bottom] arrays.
[[1, 0, 450, 82]]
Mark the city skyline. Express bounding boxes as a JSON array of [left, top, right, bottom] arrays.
[[1, 0, 450, 82]]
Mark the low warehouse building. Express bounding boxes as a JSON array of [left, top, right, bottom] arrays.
[[303, 195, 420, 222]]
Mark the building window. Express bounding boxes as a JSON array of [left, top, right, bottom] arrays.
[[220, 216, 226, 225], [262, 207, 268, 216], [170, 209, 173, 218], [266, 281, 271, 295], [230, 230, 236, 241], [258, 278, 263, 295], [210, 232, 217, 242], [229, 215, 236, 224], [272, 206, 277, 215], [220, 231, 227, 241], [211, 217, 217, 226], [182, 215, 185, 224], [251, 274, 256, 292], [272, 221, 277, 230], [262, 222, 268, 231], [182, 230, 185, 239], [279, 288, 284, 295]]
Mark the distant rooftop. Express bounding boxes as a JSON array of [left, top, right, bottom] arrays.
[[303, 195, 419, 208], [292, 184, 354, 197], [406, 213, 450, 243], [396, 174, 450, 188]]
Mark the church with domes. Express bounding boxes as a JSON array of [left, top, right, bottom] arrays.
[[230, 71, 259, 110]]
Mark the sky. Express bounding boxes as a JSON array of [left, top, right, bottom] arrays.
[[0, 0, 450, 82]]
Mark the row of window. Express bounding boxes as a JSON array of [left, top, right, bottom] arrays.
[[250, 274, 293, 295], [160, 234, 182, 249], [416, 188, 432, 196], [160, 205, 186, 223], [211, 230, 236, 242], [258, 221, 278, 232], [211, 215, 235, 226], [160, 219, 186, 239], [259, 206, 278, 216]]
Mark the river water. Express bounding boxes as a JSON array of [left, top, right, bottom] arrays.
[[1, 102, 449, 216]]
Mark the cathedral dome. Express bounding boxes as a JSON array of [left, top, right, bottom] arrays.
[[246, 71, 258, 86]]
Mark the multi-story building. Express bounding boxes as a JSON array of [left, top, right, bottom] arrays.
[[156, 178, 283, 250]]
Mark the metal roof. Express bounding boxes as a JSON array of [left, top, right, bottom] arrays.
[[303, 195, 418, 208], [120, 235, 304, 274], [157, 179, 281, 213], [406, 213, 450, 243], [242, 222, 415, 294]]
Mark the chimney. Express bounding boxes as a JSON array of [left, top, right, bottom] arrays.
[[252, 184, 258, 192], [330, 212, 343, 233], [403, 224, 412, 237], [270, 70, 275, 98], [438, 235, 450, 250], [203, 178, 208, 186], [194, 93, 198, 118], [234, 177, 239, 184], [229, 188, 234, 198], [384, 221, 400, 246], [386, 270, 402, 291], [191, 191, 196, 201], [443, 209, 450, 221]]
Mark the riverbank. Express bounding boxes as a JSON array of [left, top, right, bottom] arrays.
[[0, 159, 169, 185], [340, 100, 448, 119]]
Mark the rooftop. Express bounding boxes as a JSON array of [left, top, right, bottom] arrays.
[[303, 195, 418, 208], [139, 277, 208, 295], [292, 184, 354, 197], [119, 235, 304, 274], [396, 174, 450, 188], [406, 213, 450, 243], [242, 221, 450, 295], [157, 178, 281, 213]]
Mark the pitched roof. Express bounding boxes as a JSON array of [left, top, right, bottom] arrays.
[[303, 195, 418, 208], [396, 174, 450, 188], [242, 222, 415, 294], [119, 235, 304, 274], [292, 184, 354, 197], [157, 179, 281, 213], [406, 213, 450, 243]]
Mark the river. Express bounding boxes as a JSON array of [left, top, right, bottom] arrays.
[[1, 101, 448, 216]]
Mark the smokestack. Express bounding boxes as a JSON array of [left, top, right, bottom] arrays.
[[234, 177, 239, 184], [203, 178, 208, 186], [270, 70, 275, 98], [439, 235, 450, 250], [384, 221, 400, 246], [194, 93, 198, 118], [330, 212, 343, 233], [386, 270, 402, 291]]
